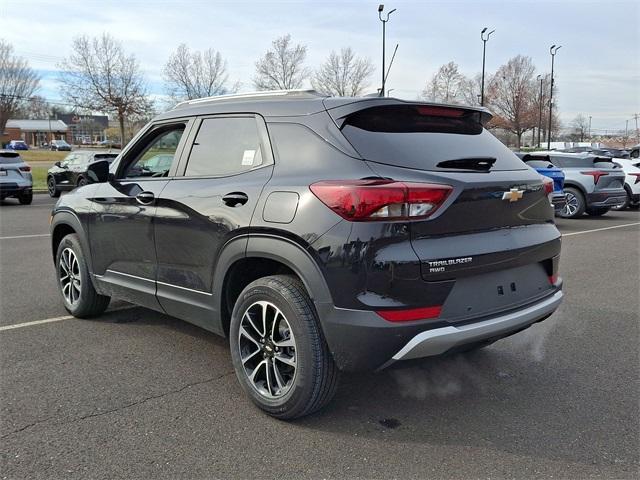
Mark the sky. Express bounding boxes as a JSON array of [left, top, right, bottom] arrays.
[[2, 0, 639, 134]]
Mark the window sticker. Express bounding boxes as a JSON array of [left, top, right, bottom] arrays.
[[242, 149, 256, 166]]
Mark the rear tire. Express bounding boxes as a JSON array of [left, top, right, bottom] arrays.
[[48, 176, 60, 197], [557, 187, 585, 218], [55, 233, 110, 318], [585, 207, 610, 216], [18, 191, 32, 205], [229, 275, 339, 419], [77, 177, 87, 188]]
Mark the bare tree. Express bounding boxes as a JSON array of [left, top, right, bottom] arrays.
[[20, 95, 50, 119], [571, 114, 590, 142], [421, 62, 464, 104], [164, 44, 238, 102], [311, 47, 374, 96], [0, 40, 40, 135], [58, 33, 151, 144], [254, 35, 309, 90], [486, 55, 537, 148], [458, 73, 482, 106]]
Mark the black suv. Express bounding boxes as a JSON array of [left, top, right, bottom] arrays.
[[47, 150, 120, 197], [50, 91, 563, 418]]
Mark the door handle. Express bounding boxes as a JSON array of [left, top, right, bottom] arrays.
[[136, 191, 155, 205], [222, 192, 249, 207]]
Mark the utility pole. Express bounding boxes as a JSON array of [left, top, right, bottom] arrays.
[[537, 74, 543, 148], [480, 27, 495, 107], [634, 113, 639, 143], [547, 45, 561, 150], [588, 115, 592, 141], [378, 5, 396, 97]]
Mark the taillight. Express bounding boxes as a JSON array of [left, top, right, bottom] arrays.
[[542, 177, 554, 195], [19, 165, 31, 172], [580, 170, 608, 184], [548, 275, 558, 285], [309, 180, 452, 222], [376, 305, 442, 322], [629, 173, 640, 184]]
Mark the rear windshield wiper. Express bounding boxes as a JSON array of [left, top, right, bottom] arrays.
[[436, 157, 496, 171]]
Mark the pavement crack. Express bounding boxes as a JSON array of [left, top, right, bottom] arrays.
[[1, 371, 235, 439]]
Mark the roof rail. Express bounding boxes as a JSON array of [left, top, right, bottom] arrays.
[[172, 89, 324, 109]]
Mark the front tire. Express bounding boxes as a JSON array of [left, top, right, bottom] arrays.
[[229, 275, 339, 419], [558, 187, 585, 218], [48, 176, 60, 197], [77, 176, 87, 188], [55, 233, 110, 318]]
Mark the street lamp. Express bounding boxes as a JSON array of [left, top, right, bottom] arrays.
[[537, 74, 543, 148], [480, 27, 495, 106], [378, 4, 396, 97], [547, 44, 561, 150], [588, 115, 592, 140]]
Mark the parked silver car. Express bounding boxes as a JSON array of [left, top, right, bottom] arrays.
[[536, 152, 627, 218], [0, 150, 33, 204]]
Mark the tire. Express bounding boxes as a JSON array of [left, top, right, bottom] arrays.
[[557, 187, 585, 218], [77, 176, 87, 187], [229, 275, 339, 419], [585, 207, 610, 216], [55, 233, 110, 318], [18, 191, 32, 205], [611, 188, 630, 211], [47, 176, 60, 197]]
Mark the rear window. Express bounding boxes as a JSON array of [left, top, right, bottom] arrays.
[[525, 160, 554, 169], [550, 156, 593, 168], [0, 152, 20, 164], [340, 105, 526, 171]]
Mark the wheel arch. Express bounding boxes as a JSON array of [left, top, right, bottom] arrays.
[[563, 181, 588, 198], [51, 211, 93, 274], [213, 234, 333, 337]]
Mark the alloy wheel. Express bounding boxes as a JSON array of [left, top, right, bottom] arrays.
[[561, 192, 579, 217], [237, 300, 297, 399], [59, 247, 81, 305], [48, 177, 56, 195]]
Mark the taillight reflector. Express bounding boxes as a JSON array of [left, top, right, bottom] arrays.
[[376, 305, 442, 322], [580, 170, 609, 184], [542, 177, 554, 195], [309, 180, 452, 221], [548, 275, 558, 285], [19, 165, 31, 172]]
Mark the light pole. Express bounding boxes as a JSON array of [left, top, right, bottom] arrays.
[[387, 88, 395, 97], [480, 27, 495, 106], [547, 44, 561, 150], [588, 115, 592, 140], [537, 74, 543, 148], [378, 4, 396, 97]]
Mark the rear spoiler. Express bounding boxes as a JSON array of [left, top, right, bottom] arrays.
[[323, 97, 493, 127]]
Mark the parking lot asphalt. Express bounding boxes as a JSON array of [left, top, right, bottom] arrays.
[[1, 194, 639, 479]]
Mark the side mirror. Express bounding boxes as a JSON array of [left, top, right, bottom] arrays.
[[54, 161, 62, 168], [87, 160, 110, 184]]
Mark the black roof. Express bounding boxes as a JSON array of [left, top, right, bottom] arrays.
[[155, 90, 493, 121]]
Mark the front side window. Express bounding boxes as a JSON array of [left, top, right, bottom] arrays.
[[184, 117, 263, 177], [122, 125, 185, 179]]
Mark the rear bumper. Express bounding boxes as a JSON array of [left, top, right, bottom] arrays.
[[316, 285, 563, 372], [586, 191, 627, 207], [384, 290, 563, 367], [551, 193, 567, 212], [0, 183, 31, 197]]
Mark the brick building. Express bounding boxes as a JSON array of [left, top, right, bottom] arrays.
[[5, 119, 70, 147]]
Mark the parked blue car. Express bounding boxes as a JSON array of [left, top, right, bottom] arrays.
[[516, 153, 567, 214], [6, 140, 29, 151]]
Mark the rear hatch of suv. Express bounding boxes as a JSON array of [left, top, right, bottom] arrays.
[[326, 100, 560, 321]]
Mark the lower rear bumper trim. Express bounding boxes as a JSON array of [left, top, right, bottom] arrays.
[[387, 290, 563, 364]]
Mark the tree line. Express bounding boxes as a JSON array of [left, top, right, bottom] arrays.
[[2, 34, 590, 148]]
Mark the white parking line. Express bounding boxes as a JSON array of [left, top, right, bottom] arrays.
[[0, 233, 51, 240], [0, 315, 74, 332], [563, 222, 640, 237]]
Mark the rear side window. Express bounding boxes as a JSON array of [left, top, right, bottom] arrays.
[[340, 105, 526, 171], [184, 117, 264, 177]]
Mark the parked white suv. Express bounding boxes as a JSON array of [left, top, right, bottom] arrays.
[[612, 157, 640, 210]]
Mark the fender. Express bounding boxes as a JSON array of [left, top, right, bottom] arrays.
[[211, 233, 333, 313], [563, 181, 588, 197]]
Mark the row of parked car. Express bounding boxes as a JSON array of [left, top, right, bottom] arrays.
[[3, 139, 122, 151], [516, 148, 640, 218]]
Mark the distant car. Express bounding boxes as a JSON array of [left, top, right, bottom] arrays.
[[628, 144, 640, 159], [50, 140, 72, 151], [535, 152, 627, 218], [591, 148, 630, 159], [125, 153, 173, 178], [98, 140, 122, 149], [516, 153, 567, 214], [0, 150, 33, 204], [610, 157, 640, 210], [6, 140, 29, 151], [47, 150, 119, 197]]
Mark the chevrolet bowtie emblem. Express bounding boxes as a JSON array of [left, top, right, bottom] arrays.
[[502, 188, 524, 202]]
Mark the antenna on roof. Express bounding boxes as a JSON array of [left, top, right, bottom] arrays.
[[380, 44, 399, 97]]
